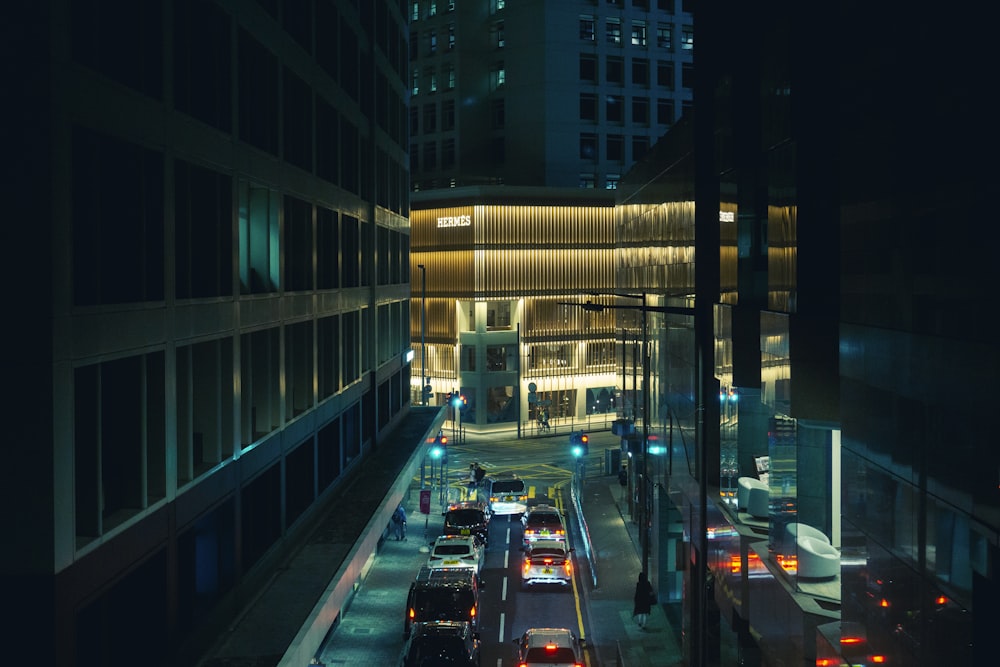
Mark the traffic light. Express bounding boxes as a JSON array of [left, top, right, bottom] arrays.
[[570, 431, 589, 457], [450, 392, 464, 409], [430, 432, 448, 459], [421, 384, 433, 404]]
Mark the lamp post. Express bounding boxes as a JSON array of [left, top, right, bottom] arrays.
[[565, 293, 695, 578], [418, 264, 427, 405]]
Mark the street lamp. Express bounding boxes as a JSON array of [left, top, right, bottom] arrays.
[[566, 293, 695, 577], [418, 264, 428, 405]]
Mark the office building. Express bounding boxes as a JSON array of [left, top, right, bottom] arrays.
[[409, 0, 693, 428], [620, 2, 998, 665], [5, 1, 414, 665]]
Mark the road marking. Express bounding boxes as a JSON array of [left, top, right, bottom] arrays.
[[498, 612, 505, 643], [502, 575, 508, 601]]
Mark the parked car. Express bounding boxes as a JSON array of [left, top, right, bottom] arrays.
[[442, 500, 490, 546], [402, 620, 481, 667], [512, 627, 584, 667], [520, 504, 567, 547], [426, 534, 485, 576], [520, 539, 574, 589], [404, 567, 481, 639]]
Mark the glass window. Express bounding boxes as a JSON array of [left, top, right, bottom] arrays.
[[605, 174, 620, 190], [657, 24, 671, 49], [442, 138, 455, 168], [682, 62, 693, 89], [632, 58, 649, 86], [607, 134, 624, 161], [411, 2, 419, 22], [606, 94, 624, 123], [491, 98, 505, 128], [429, 1, 437, 16], [657, 60, 674, 87], [632, 96, 650, 124], [681, 25, 694, 50], [606, 18, 622, 45], [423, 103, 436, 132], [410, 106, 419, 134], [632, 135, 649, 160], [427, 29, 437, 55], [580, 54, 597, 82], [487, 345, 510, 371], [442, 99, 455, 130], [494, 20, 505, 48], [486, 301, 512, 329], [579, 172, 596, 189], [607, 56, 624, 84], [448, 24, 456, 50], [485, 386, 514, 424], [423, 141, 437, 169], [491, 62, 505, 89], [461, 345, 476, 371], [580, 93, 597, 121], [411, 69, 419, 95], [445, 63, 456, 89], [429, 71, 438, 93], [580, 16, 595, 41], [657, 98, 674, 124], [631, 21, 647, 46], [580, 133, 597, 160]]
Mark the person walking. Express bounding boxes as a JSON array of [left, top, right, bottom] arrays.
[[633, 571, 655, 629], [391, 503, 407, 541]]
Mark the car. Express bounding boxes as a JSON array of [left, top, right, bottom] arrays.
[[402, 620, 481, 667], [511, 627, 584, 667], [404, 567, 481, 639], [481, 472, 528, 519], [442, 501, 490, 546], [520, 539, 574, 589], [520, 504, 567, 547], [427, 534, 484, 575]]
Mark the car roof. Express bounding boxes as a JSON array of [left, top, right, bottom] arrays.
[[447, 501, 486, 511], [522, 627, 576, 646], [412, 620, 471, 638], [412, 567, 478, 586], [433, 534, 477, 544]]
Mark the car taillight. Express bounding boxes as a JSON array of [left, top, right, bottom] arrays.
[[543, 557, 554, 565], [523, 559, 531, 574], [408, 608, 415, 620], [556, 529, 565, 536], [470, 605, 476, 618], [871, 656, 886, 664], [564, 560, 572, 575]]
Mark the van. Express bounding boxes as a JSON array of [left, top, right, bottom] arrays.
[[481, 472, 528, 519], [403, 566, 481, 639]]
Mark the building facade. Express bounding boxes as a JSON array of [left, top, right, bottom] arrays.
[[5, 2, 413, 665], [622, 2, 998, 666], [407, 0, 693, 192]]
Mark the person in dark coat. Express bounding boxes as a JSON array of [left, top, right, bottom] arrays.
[[632, 571, 655, 628]]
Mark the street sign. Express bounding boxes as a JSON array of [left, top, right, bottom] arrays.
[[419, 489, 431, 514]]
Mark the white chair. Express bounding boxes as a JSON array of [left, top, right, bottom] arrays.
[[786, 522, 829, 545], [737, 477, 768, 510], [796, 535, 840, 579], [747, 484, 769, 518]]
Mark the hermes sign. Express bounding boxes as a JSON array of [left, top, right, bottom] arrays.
[[436, 215, 471, 228]]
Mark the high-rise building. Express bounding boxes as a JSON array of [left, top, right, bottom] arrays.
[[618, 1, 999, 666], [409, 0, 693, 429], [4, 2, 414, 664]]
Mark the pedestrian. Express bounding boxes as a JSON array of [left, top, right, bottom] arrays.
[[474, 462, 485, 484], [468, 463, 478, 485], [633, 571, 655, 629], [391, 503, 407, 541]]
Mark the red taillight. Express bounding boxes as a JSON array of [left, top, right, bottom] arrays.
[[408, 608, 415, 620], [543, 557, 553, 565], [523, 559, 531, 574], [544, 643, 558, 652], [564, 560, 572, 575], [470, 605, 476, 618], [871, 656, 886, 664]]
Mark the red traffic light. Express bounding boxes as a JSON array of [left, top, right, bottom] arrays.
[[440, 436, 448, 445]]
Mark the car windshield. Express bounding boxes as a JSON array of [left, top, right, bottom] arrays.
[[410, 636, 466, 661], [447, 510, 484, 524], [525, 646, 578, 662], [491, 481, 524, 493], [529, 547, 564, 557]]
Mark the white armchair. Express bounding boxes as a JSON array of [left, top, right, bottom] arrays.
[[786, 522, 830, 545], [796, 535, 841, 579], [737, 477, 768, 511]]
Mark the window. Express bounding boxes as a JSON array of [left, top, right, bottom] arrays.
[[487, 346, 510, 371], [580, 16, 595, 41], [606, 56, 624, 84], [657, 24, 672, 49], [427, 29, 437, 55], [659, 0, 674, 11], [410, 106, 419, 134], [657, 60, 674, 87], [579, 173, 596, 189], [580, 93, 597, 121], [606, 18, 622, 45], [447, 0, 456, 12], [491, 61, 505, 89], [607, 134, 624, 162], [411, 2, 419, 22], [442, 99, 455, 130], [445, 63, 456, 89], [632, 57, 649, 86], [423, 141, 437, 169], [448, 23, 455, 50], [410, 32, 418, 59], [580, 54, 597, 82], [429, 71, 438, 93], [580, 133, 597, 161], [429, 1, 437, 16], [657, 97, 675, 125], [632, 0, 650, 8], [631, 21, 647, 46], [632, 136, 650, 161], [606, 174, 620, 190], [442, 138, 455, 168], [606, 94, 624, 123], [411, 68, 419, 95], [632, 96, 650, 124], [491, 0, 506, 13], [682, 62, 693, 89], [681, 25, 694, 50], [491, 98, 505, 128], [494, 21, 505, 48], [487, 301, 512, 329], [423, 103, 437, 132]]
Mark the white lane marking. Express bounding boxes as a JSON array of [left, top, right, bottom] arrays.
[[498, 612, 505, 644], [502, 575, 508, 601]]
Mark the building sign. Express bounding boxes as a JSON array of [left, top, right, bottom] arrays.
[[437, 215, 472, 228]]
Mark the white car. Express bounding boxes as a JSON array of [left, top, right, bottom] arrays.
[[426, 534, 484, 575], [512, 627, 584, 667], [520, 539, 573, 589]]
